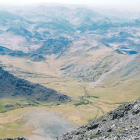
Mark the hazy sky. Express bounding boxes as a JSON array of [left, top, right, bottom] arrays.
[[0, 0, 140, 10]]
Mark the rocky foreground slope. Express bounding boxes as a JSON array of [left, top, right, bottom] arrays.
[[57, 99, 140, 140], [0, 67, 70, 102]]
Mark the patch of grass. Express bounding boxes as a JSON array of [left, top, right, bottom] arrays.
[[74, 101, 88, 106], [0, 108, 8, 113], [21, 99, 40, 105], [90, 134, 99, 139], [0, 101, 3, 111], [0, 117, 30, 139], [112, 82, 120, 87], [88, 119, 93, 123], [87, 95, 99, 99], [119, 127, 123, 130], [3, 119, 25, 129], [16, 103, 22, 106], [0, 100, 10, 113], [74, 100, 92, 107], [42, 103, 56, 107], [0, 98, 41, 113]]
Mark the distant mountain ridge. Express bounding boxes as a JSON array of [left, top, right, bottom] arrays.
[[0, 6, 139, 53]]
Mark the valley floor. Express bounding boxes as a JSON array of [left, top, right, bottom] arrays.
[[0, 107, 74, 140], [0, 53, 140, 139]]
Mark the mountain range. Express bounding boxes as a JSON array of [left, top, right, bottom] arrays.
[[0, 4, 140, 139]]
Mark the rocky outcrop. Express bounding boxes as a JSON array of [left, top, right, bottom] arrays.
[[57, 99, 140, 140], [0, 137, 27, 140], [0, 67, 71, 103]]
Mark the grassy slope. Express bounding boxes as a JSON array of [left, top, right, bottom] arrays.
[[0, 101, 35, 139], [91, 55, 140, 103]]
